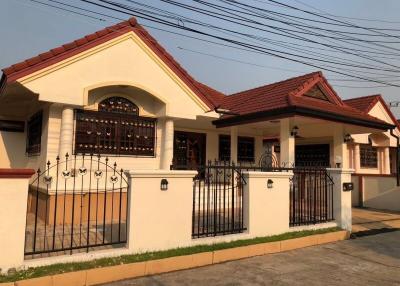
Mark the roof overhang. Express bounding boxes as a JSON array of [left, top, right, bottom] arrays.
[[213, 106, 395, 130]]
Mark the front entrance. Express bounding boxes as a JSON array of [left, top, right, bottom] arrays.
[[173, 131, 206, 170], [296, 144, 330, 167]]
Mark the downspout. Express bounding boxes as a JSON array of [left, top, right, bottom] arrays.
[[390, 129, 400, 186]]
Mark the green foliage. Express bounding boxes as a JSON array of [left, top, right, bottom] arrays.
[[0, 227, 340, 283]]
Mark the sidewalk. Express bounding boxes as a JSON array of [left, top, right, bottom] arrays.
[[106, 230, 400, 286]]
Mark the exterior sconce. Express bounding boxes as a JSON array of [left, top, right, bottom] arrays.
[[335, 155, 342, 168], [344, 133, 353, 143], [267, 179, 274, 189], [291, 126, 299, 137], [160, 179, 168, 191]]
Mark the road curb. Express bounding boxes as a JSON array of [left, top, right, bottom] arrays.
[[1, 230, 349, 286]]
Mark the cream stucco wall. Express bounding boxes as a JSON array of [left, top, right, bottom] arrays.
[[0, 177, 30, 271], [18, 32, 214, 120], [0, 105, 50, 170], [363, 176, 400, 211]]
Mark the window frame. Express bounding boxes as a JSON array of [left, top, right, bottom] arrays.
[[360, 144, 378, 169], [238, 136, 255, 163], [218, 134, 231, 162], [26, 111, 43, 156]]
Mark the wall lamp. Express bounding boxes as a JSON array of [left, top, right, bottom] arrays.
[[161, 179, 168, 191], [291, 126, 299, 137], [344, 133, 354, 143], [267, 179, 274, 189]]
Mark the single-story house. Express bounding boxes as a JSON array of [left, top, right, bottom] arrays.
[[0, 17, 397, 174], [0, 16, 399, 271]]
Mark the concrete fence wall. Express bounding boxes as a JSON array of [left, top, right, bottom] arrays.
[[352, 174, 400, 211], [0, 168, 352, 272]]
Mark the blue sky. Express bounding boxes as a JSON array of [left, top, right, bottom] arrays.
[[1, 0, 399, 117]]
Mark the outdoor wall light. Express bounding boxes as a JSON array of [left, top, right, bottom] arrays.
[[161, 179, 168, 191], [290, 126, 299, 137], [344, 133, 353, 143], [267, 179, 274, 189]]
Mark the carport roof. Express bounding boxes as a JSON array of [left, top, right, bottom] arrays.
[[213, 72, 394, 130]]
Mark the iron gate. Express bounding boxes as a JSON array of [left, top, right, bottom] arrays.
[[290, 168, 334, 226], [25, 154, 129, 258], [192, 161, 246, 238]]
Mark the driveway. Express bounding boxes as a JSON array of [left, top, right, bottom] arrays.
[[106, 230, 400, 286], [352, 207, 400, 234]]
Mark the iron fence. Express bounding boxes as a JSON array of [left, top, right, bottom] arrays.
[[192, 161, 246, 238], [289, 168, 334, 226], [25, 154, 129, 258]]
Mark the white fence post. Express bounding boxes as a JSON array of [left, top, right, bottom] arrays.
[[124, 170, 197, 252], [327, 168, 354, 231], [243, 171, 292, 237], [0, 169, 35, 272]]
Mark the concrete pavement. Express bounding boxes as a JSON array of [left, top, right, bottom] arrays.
[[105, 230, 400, 286]]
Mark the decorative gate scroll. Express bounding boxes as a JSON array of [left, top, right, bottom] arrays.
[[25, 154, 128, 258]]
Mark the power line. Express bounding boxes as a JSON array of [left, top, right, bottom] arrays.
[[21, 0, 400, 87], [89, 0, 400, 86], [293, 0, 400, 25]]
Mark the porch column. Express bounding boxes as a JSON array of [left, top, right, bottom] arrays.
[[230, 126, 238, 163], [383, 147, 391, 174], [161, 118, 174, 170], [280, 118, 295, 167], [59, 105, 74, 157], [354, 144, 361, 173], [333, 126, 348, 169], [231, 126, 238, 164]]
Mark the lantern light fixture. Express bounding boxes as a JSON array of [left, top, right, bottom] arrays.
[[161, 179, 168, 191], [291, 126, 299, 137]]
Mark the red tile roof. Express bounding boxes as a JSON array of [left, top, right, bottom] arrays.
[[220, 72, 321, 114], [0, 17, 218, 109], [0, 17, 394, 130], [345, 94, 400, 129], [220, 72, 379, 121], [214, 72, 392, 129], [343, 95, 380, 113]]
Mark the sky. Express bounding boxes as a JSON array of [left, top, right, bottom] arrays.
[[1, 0, 399, 118]]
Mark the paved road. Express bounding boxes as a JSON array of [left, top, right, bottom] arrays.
[[106, 230, 400, 286]]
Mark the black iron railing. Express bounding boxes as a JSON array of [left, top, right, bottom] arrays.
[[191, 161, 246, 238], [25, 154, 129, 258], [289, 168, 334, 226]]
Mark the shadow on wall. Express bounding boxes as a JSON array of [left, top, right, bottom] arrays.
[[0, 131, 28, 168], [364, 176, 400, 212]]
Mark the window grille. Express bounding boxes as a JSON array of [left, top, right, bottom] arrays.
[[75, 98, 156, 156], [26, 111, 43, 155], [360, 144, 378, 168]]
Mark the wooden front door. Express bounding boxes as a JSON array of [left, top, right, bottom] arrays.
[[173, 131, 206, 169]]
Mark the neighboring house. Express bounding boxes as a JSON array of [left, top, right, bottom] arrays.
[[344, 95, 400, 210], [0, 16, 397, 193]]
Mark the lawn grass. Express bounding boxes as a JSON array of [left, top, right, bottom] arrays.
[[0, 227, 340, 283]]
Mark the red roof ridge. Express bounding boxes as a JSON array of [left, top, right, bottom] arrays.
[[343, 94, 381, 113], [2, 18, 137, 78], [229, 71, 320, 97], [288, 71, 321, 97], [1, 17, 219, 109]]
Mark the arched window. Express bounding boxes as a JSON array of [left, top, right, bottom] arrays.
[[99, 96, 139, 115]]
